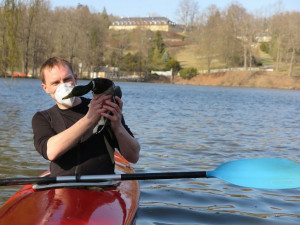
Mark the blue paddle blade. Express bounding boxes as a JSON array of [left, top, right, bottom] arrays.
[[206, 158, 300, 189]]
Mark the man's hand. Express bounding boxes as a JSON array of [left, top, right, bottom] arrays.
[[101, 96, 123, 132], [86, 95, 112, 126]]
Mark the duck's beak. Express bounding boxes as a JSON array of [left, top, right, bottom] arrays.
[[62, 92, 74, 100], [62, 81, 94, 99]]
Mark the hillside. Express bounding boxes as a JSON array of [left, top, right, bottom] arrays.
[[159, 31, 299, 90]]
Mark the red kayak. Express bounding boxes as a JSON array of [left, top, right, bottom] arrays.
[[0, 151, 140, 225]]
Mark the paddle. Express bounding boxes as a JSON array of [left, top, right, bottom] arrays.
[[0, 158, 299, 189]]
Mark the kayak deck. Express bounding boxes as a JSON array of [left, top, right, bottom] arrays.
[[0, 152, 139, 225]]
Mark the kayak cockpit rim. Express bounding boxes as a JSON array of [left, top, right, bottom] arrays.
[[32, 172, 123, 190], [33, 180, 120, 190]]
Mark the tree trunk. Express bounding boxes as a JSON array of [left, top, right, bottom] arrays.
[[243, 44, 247, 69], [249, 48, 252, 68], [276, 46, 280, 72], [288, 47, 295, 77], [207, 55, 211, 73], [275, 39, 281, 72], [24, 29, 31, 75]]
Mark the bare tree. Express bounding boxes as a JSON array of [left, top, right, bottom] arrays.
[[194, 5, 223, 72], [225, 4, 252, 69], [20, 0, 41, 76], [271, 14, 283, 72], [286, 12, 300, 77], [176, 0, 199, 31], [31, 1, 52, 76], [270, 11, 300, 76], [1, 0, 20, 76], [220, 4, 244, 68]]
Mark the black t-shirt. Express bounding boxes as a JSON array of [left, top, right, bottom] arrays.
[[32, 97, 133, 176]]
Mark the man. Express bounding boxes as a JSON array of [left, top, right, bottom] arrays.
[[32, 57, 140, 176]]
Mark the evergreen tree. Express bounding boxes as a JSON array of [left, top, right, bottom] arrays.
[[149, 31, 166, 70]]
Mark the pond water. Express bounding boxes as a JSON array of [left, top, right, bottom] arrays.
[[0, 78, 299, 224]]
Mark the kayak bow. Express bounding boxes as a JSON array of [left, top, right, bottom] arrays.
[[0, 151, 140, 225]]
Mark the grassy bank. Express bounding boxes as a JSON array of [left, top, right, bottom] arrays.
[[172, 71, 300, 90]]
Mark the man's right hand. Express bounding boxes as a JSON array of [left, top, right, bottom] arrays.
[[85, 95, 112, 126]]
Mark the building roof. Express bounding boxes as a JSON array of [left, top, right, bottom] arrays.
[[111, 16, 176, 26]]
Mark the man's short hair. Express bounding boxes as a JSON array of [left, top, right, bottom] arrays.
[[40, 57, 74, 83]]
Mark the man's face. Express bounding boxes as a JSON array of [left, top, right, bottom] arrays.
[[41, 64, 77, 101]]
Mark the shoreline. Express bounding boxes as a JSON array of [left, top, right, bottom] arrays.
[[2, 71, 300, 90], [168, 71, 300, 90]]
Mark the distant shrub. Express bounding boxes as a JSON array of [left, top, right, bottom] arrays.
[[165, 58, 181, 72], [260, 42, 270, 53], [179, 67, 198, 79], [251, 56, 263, 66]]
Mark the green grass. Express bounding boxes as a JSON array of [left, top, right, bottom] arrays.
[[259, 49, 274, 66], [170, 42, 300, 76], [172, 45, 199, 69], [172, 45, 226, 71]]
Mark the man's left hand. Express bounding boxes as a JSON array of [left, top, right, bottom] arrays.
[[101, 96, 123, 131]]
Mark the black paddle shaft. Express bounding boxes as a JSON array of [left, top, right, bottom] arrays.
[[0, 177, 56, 186], [121, 171, 207, 180], [0, 171, 208, 186]]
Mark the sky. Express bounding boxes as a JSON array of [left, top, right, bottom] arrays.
[[50, 0, 300, 22]]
